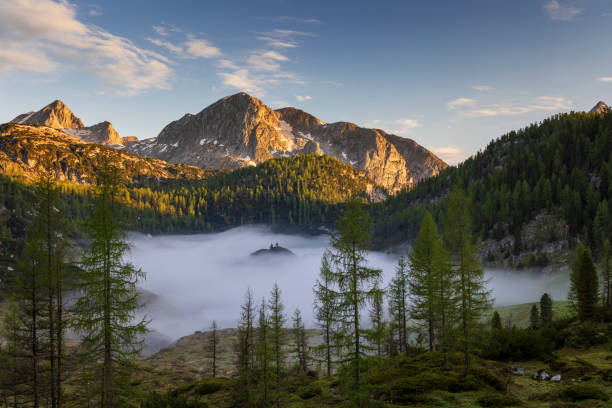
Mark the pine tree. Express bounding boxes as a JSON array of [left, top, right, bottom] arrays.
[[601, 240, 612, 312], [491, 311, 502, 330], [72, 155, 148, 408], [539, 293, 553, 327], [0, 299, 27, 407], [569, 243, 599, 322], [388, 256, 409, 354], [268, 283, 286, 408], [529, 304, 539, 329], [209, 320, 218, 378], [237, 288, 256, 397], [443, 187, 492, 376], [312, 251, 337, 376], [292, 308, 308, 373], [328, 199, 382, 387], [256, 298, 270, 405]]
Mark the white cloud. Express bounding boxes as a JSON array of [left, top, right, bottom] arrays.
[[153, 25, 168, 36], [472, 85, 492, 91], [0, 0, 173, 95], [430, 146, 468, 165], [217, 69, 264, 95], [544, 0, 581, 21], [598, 77, 612, 82], [256, 29, 314, 48], [455, 96, 572, 118], [295, 95, 312, 101], [447, 97, 477, 110], [365, 118, 419, 135], [147, 35, 222, 59], [394, 118, 419, 131]]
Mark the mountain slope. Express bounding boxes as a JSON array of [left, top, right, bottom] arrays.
[[0, 123, 210, 183], [128, 92, 446, 193], [371, 108, 612, 262], [11, 100, 129, 146], [589, 100, 610, 114]]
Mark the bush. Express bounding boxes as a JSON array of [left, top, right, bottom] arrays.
[[565, 322, 609, 348], [601, 369, 612, 381], [194, 378, 231, 395], [470, 366, 508, 391], [477, 392, 522, 407], [297, 382, 323, 399], [559, 384, 609, 402]]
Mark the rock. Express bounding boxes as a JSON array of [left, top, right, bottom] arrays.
[[250, 243, 295, 257], [551, 374, 561, 382], [127, 92, 447, 193], [589, 101, 611, 114], [512, 367, 525, 376], [12, 99, 84, 129], [62, 121, 122, 146], [541, 371, 550, 380]]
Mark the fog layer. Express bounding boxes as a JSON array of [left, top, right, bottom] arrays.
[[127, 226, 569, 340]]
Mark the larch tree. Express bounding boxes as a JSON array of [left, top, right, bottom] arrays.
[[328, 199, 382, 387], [491, 311, 502, 330], [366, 283, 386, 356], [569, 243, 599, 322], [268, 283, 286, 408], [72, 155, 148, 408], [443, 187, 492, 376], [292, 308, 308, 374], [0, 299, 27, 407], [408, 211, 444, 352], [209, 320, 218, 378], [236, 288, 256, 398], [388, 256, 409, 354], [256, 297, 270, 405], [312, 250, 337, 376], [539, 293, 553, 327]]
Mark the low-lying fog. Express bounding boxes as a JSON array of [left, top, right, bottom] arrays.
[[127, 226, 570, 341]]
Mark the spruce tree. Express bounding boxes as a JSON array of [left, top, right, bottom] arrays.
[[491, 311, 502, 330], [539, 293, 553, 327], [388, 256, 409, 354], [366, 284, 386, 356], [0, 299, 27, 407], [569, 243, 599, 321], [237, 288, 256, 398], [256, 298, 270, 405], [443, 187, 492, 376], [529, 304, 539, 329], [328, 199, 382, 387], [601, 240, 611, 312], [312, 251, 337, 376], [72, 155, 148, 408]]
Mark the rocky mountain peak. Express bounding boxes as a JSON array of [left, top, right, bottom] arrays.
[[128, 93, 447, 193], [589, 101, 610, 114], [12, 99, 84, 129]]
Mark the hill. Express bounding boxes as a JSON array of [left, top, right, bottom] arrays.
[[371, 109, 612, 264]]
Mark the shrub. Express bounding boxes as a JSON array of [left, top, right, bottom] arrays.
[[601, 369, 612, 381], [470, 366, 507, 391], [559, 384, 609, 402], [297, 382, 323, 399], [477, 392, 522, 407], [194, 378, 231, 395]]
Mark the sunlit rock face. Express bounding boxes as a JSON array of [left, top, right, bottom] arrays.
[[589, 101, 611, 114], [11, 100, 129, 147], [127, 92, 447, 193]]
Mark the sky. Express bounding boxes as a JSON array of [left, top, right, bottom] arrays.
[[1, 0, 611, 164]]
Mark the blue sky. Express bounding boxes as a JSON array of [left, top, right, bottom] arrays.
[[1, 0, 611, 164]]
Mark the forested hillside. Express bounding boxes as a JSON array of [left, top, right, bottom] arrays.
[[372, 111, 612, 259]]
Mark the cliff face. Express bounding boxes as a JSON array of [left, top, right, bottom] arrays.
[[62, 121, 123, 146], [589, 101, 611, 114], [128, 93, 447, 193]]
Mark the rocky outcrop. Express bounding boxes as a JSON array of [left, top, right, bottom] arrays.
[[121, 136, 139, 146], [12, 99, 84, 129], [11, 100, 127, 146], [589, 101, 611, 114], [62, 121, 123, 146], [128, 93, 447, 193]]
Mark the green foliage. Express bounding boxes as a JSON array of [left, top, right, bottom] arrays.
[[477, 392, 522, 407], [540, 293, 553, 328], [569, 243, 599, 322], [558, 384, 609, 402]]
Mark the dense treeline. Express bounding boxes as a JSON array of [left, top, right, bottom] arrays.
[[372, 111, 612, 253]]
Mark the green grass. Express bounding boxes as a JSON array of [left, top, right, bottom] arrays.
[[492, 301, 572, 328]]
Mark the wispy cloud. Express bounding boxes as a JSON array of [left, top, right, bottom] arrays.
[[0, 0, 173, 95], [544, 0, 581, 21], [256, 29, 315, 49], [597, 77, 612, 82], [295, 95, 312, 101], [364, 118, 420, 135], [430, 146, 468, 165], [146, 34, 222, 59], [472, 85, 492, 91], [447, 97, 477, 110], [452, 96, 572, 118], [254, 16, 322, 24]]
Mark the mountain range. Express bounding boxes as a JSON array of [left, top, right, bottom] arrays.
[[10, 94, 447, 193]]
